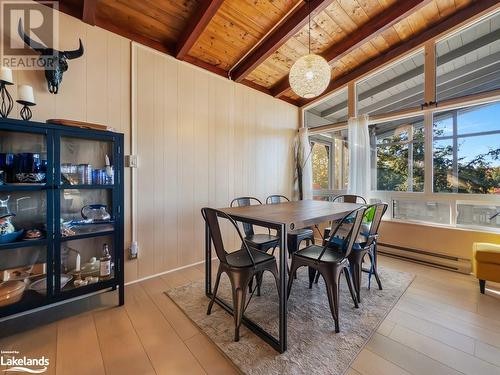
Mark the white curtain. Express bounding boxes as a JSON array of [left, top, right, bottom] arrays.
[[295, 127, 313, 200], [348, 114, 371, 200]]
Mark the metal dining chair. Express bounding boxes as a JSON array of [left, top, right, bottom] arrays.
[[231, 197, 280, 253], [313, 194, 367, 284], [231, 197, 280, 295], [266, 195, 315, 256], [202, 207, 279, 342], [330, 194, 367, 204], [287, 207, 365, 333], [347, 202, 388, 302], [322, 194, 367, 240]]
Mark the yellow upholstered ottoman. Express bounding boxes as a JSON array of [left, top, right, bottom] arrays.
[[473, 242, 500, 293]]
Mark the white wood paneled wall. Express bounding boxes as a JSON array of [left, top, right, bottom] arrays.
[[133, 45, 299, 279], [0, 6, 130, 130], [0, 5, 133, 279]]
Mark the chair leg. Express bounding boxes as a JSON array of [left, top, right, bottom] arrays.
[[270, 245, 277, 256], [288, 236, 298, 255], [294, 240, 305, 279], [232, 286, 247, 342], [323, 268, 340, 333], [228, 272, 251, 342], [256, 271, 264, 296], [268, 262, 280, 297], [288, 237, 299, 279], [479, 279, 486, 294], [308, 266, 316, 289], [207, 266, 223, 315], [372, 244, 383, 290], [350, 259, 362, 303], [314, 270, 320, 284], [344, 267, 359, 308], [287, 260, 300, 299]]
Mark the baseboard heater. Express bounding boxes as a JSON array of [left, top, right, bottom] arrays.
[[378, 242, 472, 274]]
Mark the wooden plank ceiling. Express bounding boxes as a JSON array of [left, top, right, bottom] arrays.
[[52, 0, 497, 107]]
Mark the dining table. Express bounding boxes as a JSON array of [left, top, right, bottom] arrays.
[[204, 199, 362, 353]]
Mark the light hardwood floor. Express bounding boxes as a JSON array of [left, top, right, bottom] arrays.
[[1, 256, 500, 375]]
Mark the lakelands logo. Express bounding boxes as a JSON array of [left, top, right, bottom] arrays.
[[1, 351, 49, 373]]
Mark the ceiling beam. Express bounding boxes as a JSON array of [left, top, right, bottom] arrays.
[[82, 0, 99, 26], [230, 0, 333, 83], [298, 0, 500, 107], [271, 0, 431, 98], [175, 0, 224, 59]]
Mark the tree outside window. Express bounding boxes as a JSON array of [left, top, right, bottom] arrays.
[[370, 117, 425, 192], [311, 142, 330, 190], [433, 102, 500, 194]]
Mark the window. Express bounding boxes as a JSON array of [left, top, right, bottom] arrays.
[[311, 141, 330, 190], [370, 116, 424, 192], [393, 199, 451, 225], [457, 202, 500, 230], [357, 51, 424, 116], [304, 10, 500, 231], [433, 102, 500, 194], [305, 88, 348, 127], [436, 11, 500, 102], [310, 129, 349, 192], [332, 129, 349, 190]]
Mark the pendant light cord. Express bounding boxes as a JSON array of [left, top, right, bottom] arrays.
[[308, 0, 311, 55]]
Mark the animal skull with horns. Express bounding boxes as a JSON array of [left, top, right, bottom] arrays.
[[18, 19, 84, 94]]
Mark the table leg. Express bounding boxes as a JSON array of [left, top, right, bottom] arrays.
[[278, 223, 287, 352]]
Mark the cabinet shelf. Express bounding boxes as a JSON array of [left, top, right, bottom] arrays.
[[0, 184, 46, 192], [0, 239, 48, 251], [60, 230, 114, 242], [60, 184, 115, 190], [58, 277, 117, 300], [0, 290, 48, 317]]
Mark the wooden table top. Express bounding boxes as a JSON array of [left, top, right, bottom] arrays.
[[219, 200, 362, 231]]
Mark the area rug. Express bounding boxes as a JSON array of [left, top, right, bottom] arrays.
[[166, 266, 414, 375]]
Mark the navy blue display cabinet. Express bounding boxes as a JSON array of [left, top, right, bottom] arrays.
[[0, 118, 124, 319]]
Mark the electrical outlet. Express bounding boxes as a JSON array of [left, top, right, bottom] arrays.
[[129, 241, 138, 259], [125, 155, 138, 168]]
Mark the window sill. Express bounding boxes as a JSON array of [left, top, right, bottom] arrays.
[[383, 218, 500, 234]]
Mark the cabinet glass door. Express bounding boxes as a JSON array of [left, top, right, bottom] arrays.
[[0, 126, 53, 315], [55, 132, 118, 295]]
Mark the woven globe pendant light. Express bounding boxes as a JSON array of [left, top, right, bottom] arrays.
[[289, 1, 331, 99], [289, 54, 330, 98]]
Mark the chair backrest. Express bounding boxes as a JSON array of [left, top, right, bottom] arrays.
[[331, 194, 367, 204], [321, 207, 366, 260], [266, 195, 290, 204], [201, 207, 255, 267], [363, 202, 388, 248], [230, 196, 263, 237]]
